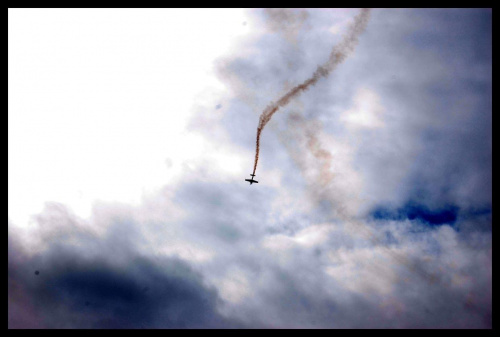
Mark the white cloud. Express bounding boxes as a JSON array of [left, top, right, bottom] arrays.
[[340, 87, 385, 130], [218, 267, 252, 304], [8, 8, 250, 227]]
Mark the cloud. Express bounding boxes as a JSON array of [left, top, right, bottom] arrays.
[[8, 174, 492, 328], [9, 9, 491, 329], [8, 204, 243, 329], [262, 8, 310, 44], [340, 87, 385, 129]]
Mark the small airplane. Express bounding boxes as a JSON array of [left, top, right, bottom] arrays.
[[245, 174, 258, 185]]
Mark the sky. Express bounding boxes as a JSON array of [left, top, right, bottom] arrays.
[[8, 8, 492, 329]]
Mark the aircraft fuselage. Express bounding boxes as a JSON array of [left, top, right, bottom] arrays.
[[245, 174, 258, 185]]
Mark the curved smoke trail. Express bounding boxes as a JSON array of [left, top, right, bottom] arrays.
[[252, 8, 371, 176]]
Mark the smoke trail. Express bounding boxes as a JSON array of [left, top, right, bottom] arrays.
[[284, 114, 440, 285], [252, 8, 371, 175]]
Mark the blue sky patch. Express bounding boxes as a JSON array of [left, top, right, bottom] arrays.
[[371, 201, 460, 226]]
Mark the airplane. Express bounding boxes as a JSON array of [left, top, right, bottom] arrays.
[[245, 174, 258, 185]]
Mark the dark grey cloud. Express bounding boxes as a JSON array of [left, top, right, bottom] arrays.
[[8, 205, 244, 329]]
